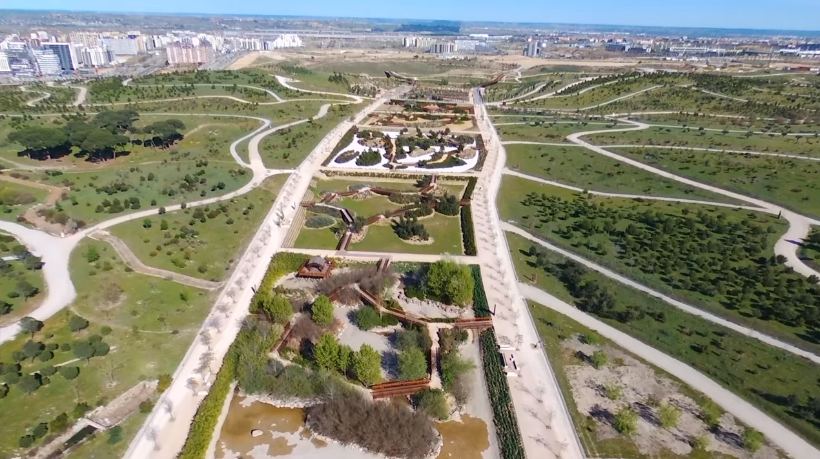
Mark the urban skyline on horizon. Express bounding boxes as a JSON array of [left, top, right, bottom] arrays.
[[2, 0, 819, 32]]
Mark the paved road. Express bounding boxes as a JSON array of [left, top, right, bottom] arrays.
[[473, 89, 585, 459], [275, 75, 365, 103], [603, 144, 819, 162], [568, 120, 820, 279], [519, 283, 820, 459], [504, 223, 820, 364], [123, 87, 406, 459]]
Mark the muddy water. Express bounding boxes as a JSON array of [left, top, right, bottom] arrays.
[[216, 395, 307, 458], [436, 415, 490, 459], [217, 394, 490, 459]]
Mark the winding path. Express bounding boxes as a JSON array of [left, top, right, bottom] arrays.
[[504, 222, 820, 364], [567, 120, 820, 279], [519, 283, 820, 459]]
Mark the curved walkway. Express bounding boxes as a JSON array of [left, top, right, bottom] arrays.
[[568, 120, 820, 279], [20, 86, 51, 106], [275, 75, 365, 103], [519, 283, 819, 459], [505, 223, 819, 364], [604, 144, 820, 162], [90, 231, 223, 291], [68, 85, 87, 106], [131, 83, 283, 102]]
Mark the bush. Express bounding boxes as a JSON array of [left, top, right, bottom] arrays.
[[352, 344, 382, 386], [59, 366, 80, 380], [435, 194, 460, 216], [591, 350, 607, 369], [659, 403, 681, 429], [69, 315, 90, 332], [414, 389, 449, 420], [257, 292, 293, 325], [398, 347, 428, 380], [354, 306, 381, 331], [305, 214, 336, 229], [742, 427, 763, 452], [355, 149, 381, 166], [425, 260, 473, 306], [108, 425, 123, 444], [311, 295, 334, 327], [306, 393, 438, 459]]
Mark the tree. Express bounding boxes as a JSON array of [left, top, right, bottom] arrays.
[[18, 373, 42, 394], [311, 295, 334, 327], [0, 383, 8, 399], [742, 427, 763, 452], [69, 315, 90, 332], [399, 347, 428, 380], [590, 350, 608, 369], [93, 110, 138, 134], [425, 260, 474, 306], [107, 425, 123, 444], [73, 342, 95, 361], [59, 366, 80, 380], [440, 352, 474, 391], [7, 126, 68, 154], [15, 280, 38, 298], [21, 340, 44, 361], [436, 194, 460, 216], [659, 403, 681, 429], [313, 334, 341, 372], [19, 317, 43, 337], [415, 389, 449, 420], [258, 292, 293, 325], [353, 344, 382, 386], [613, 406, 638, 435], [79, 129, 129, 160]]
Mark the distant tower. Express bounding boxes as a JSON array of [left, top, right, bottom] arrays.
[[524, 37, 540, 57]]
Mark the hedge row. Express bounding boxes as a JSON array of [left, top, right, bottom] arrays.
[[474, 135, 489, 171], [479, 329, 525, 459], [177, 252, 309, 458], [462, 177, 477, 202], [461, 207, 476, 256], [322, 169, 472, 183], [470, 265, 491, 318]]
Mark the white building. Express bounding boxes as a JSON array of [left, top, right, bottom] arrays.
[[0, 52, 10, 73], [166, 43, 213, 66], [102, 36, 140, 56], [455, 39, 480, 52], [42, 42, 78, 71], [80, 47, 112, 67], [264, 34, 302, 50], [32, 49, 61, 75]]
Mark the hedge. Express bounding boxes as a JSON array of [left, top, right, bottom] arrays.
[[470, 265, 491, 318], [461, 207, 476, 256], [177, 252, 308, 458], [461, 177, 478, 202], [474, 135, 489, 171], [479, 329, 525, 459]]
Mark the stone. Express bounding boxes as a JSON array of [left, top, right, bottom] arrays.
[[251, 429, 263, 438]]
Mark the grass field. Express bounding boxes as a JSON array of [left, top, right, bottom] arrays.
[[629, 113, 820, 134], [0, 179, 48, 222], [507, 233, 820, 447], [613, 147, 820, 218], [351, 213, 463, 255], [495, 120, 624, 142], [259, 103, 354, 169], [515, 78, 664, 110], [585, 126, 820, 158], [801, 228, 820, 271], [0, 239, 213, 456], [503, 143, 739, 203], [110, 175, 287, 280], [0, 233, 45, 322], [498, 175, 819, 353]]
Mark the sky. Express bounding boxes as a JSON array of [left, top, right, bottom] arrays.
[[2, 0, 819, 32]]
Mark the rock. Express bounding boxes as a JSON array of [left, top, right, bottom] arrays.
[[251, 429, 263, 438]]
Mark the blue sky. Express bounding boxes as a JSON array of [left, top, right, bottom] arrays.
[[2, 0, 818, 31]]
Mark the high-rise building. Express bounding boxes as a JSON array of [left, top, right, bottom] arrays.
[[32, 49, 61, 75], [102, 36, 140, 56], [80, 47, 111, 67], [524, 38, 540, 57], [42, 42, 78, 71]]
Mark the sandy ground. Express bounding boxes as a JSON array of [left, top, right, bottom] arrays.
[[334, 305, 393, 354], [562, 337, 779, 458], [459, 334, 501, 459]]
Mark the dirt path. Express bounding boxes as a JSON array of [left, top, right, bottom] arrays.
[[90, 231, 223, 291], [0, 173, 69, 234]]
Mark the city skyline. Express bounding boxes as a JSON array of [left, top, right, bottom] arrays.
[[2, 0, 820, 32]]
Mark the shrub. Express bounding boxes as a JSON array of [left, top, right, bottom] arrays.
[[69, 315, 90, 332], [108, 425, 123, 444], [460, 207, 476, 255], [435, 194, 460, 216], [659, 403, 681, 429], [305, 214, 336, 229], [352, 344, 382, 386], [257, 292, 293, 325], [415, 389, 449, 420], [59, 366, 80, 380], [311, 295, 334, 327], [355, 149, 381, 166], [614, 407, 638, 435], [354, 306, 381, 331], [742, 427, 763, 452], [425, 260, 473, 306], [591, 350, 607, 369], [480, 329, 524, 459], [306, 393, 438, 459], [398, 347, 428, 380]]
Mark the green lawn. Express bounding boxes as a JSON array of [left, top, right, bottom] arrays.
[[586, 126, 820, 158], [508, 232, 820, 447], [351, 213, 463, 255], [801, 228, 820, 272], [499, 175, 819, 353], [0, 233, 45, 322], [0, 179, 48, 222], [259, 104, 354, 169], [110, 175, 288, 281], [612, 147, 820, 218], [629, 113, 820, 134], [0, 239, 213, 456], [515, 79, 665, 110], [504, 143, 738, 203], [294, 225, 340, 250], [495, 120, 623, 143]]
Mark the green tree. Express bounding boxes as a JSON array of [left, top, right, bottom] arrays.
[[19, 317, 43, 337], [107, 425, 123, 444], [73, 342, 95, 361], [8, 126, 68, 153], [354, 306, 381, 331], [60, 366, 80, 380], [353, 344, 382, 386], [0, 383, 8, 399], [398, 347, 428, 380], [21, 340, 44, 361], [415, 389, 449, 420], [659, 403, 681, 429], [425, 260, 474, 305], [613, 406, 638, 435], [311, 295, 334, 326], [313, 334, 341, 372], [69, 315, 89, 332], [18, 374, 42, 394], [742, 428, 763, 452], [440, 352, 474, 391], [258, 292, 293, 325]]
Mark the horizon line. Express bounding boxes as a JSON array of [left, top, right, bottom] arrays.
[[1, 7, 819, 35]]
